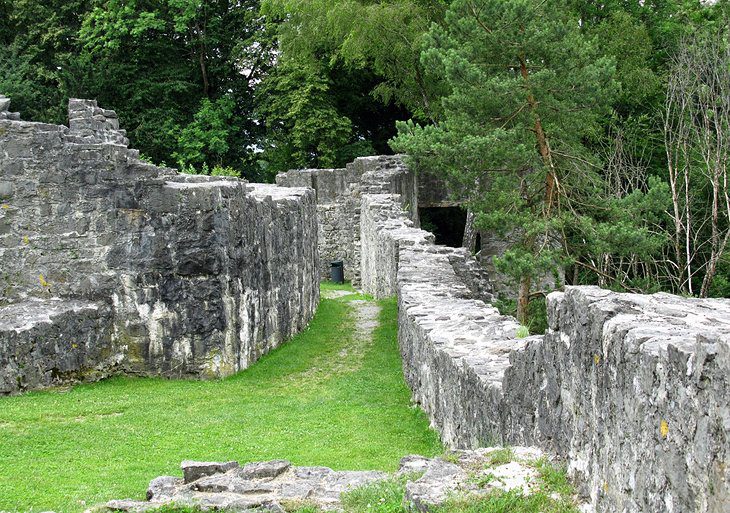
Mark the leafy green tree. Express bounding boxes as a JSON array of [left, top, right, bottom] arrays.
[[0, 0, 90, 123], [76, 0, 275, 176], [257, 59, 353, 171], [256, 0, 449, 174], [173, 96, 235, 168], [262, 0, 448, 122], [393, 0, 618, 322], [590, 11, 661, 116]]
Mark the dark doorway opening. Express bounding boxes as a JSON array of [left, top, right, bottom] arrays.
[[419, 207, 467, 247]]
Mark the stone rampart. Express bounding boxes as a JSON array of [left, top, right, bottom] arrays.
[[0, 98, 319, 393], [276, 155, 417, 285], [360, 192, 729, 513]]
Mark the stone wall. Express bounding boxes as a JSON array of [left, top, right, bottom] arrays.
[[360, 192, 729, 513], [276, 155, 417, 285], [360, 194, 492, 302], [508, 288, 730, 513], [0, 98, 319, 393]]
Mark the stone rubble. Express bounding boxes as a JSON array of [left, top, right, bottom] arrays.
[[404, 447, 548, 512], [105, 459, 387, 512], [105, 448, 569, 513]]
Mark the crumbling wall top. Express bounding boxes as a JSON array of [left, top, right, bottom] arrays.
[[65, 98, 129, 146], [0, 95, 20, 121]]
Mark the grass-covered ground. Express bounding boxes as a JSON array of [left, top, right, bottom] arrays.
[[0, 283, 441, 513], [337, 456, 581, 513]]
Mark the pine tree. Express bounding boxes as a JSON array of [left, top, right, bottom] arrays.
[[392, 0, 617, 323]]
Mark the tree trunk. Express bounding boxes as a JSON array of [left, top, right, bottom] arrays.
[[462, 210, 478, 252], [515, 55, 550, 325], [199, 51, 210, 96], [517, 274, 531, 326], [415, 64, 436, 124], [195, 21, 210, 97], [519, 55, 557, 214]]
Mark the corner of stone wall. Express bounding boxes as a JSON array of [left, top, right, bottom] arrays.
[[360, 193, 431, 299], [0, 94, 20, 121], [66, 98, 130, 146], [360, 177, 730, 513], [0, 98, 320, 393], [277, 155, 419, 286]]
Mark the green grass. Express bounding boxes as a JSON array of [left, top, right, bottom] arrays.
[[484, 447, 515, 467], [0, 283, 441, 513], [337, 458, 579, 513], [432, 490, 579, 513], [340, 473, 415, 513]]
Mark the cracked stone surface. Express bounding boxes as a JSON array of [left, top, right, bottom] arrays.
[[105, 459, 387, 512]]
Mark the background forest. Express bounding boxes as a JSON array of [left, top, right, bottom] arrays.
[[2, 0, 729, 326]]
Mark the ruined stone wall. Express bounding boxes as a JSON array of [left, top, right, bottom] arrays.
[[360, 192, 729, 513], [507, 288, 729, 513], [0, 98, 319, 393], [360, 194, 492, 302], [276, 155, 417, 286]]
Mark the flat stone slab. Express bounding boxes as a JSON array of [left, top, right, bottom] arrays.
[[104, 449, 591, 512], [106, 459, 388, 512], [0, 298, 115, 394], [182, 460, 240, 484]]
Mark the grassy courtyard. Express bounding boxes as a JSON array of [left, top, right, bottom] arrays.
[[0, 284, 441, 513]]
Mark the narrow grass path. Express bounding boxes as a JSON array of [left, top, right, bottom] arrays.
[[0, 283, 441, 513]]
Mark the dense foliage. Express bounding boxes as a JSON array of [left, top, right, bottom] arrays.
[[2, 0, 729, 322], [392, 0, 619, 321]]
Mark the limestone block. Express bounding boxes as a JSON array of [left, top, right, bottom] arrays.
[[107, 460, 387, 512], [0, 299, 116, 394], [182, 461, 240, 484]]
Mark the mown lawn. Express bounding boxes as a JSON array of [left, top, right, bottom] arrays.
[[0, 284, 441, 513]]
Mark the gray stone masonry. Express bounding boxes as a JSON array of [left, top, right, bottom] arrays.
[[106, 449, 572, 512], [107, 458, 388, 512], [0, 94, 20, 121], [0, 96, 319, 393], [360, 191, 729, 513], [276, 155, 417, 285], [0, 299, 116, 391], [360, 194, 492, 302]]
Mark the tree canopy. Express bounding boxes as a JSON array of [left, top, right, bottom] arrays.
[[2, 0, 729, 326]]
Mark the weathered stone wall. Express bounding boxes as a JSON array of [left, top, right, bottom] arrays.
[[0, 299, 117, 391], [507, 288, 730, 513], [361, 192, 729, 513], [276, 155, 417, 285], [360, 194, 492, 302], [360, 194, 431, 299], [0, 98, 319, 393]]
